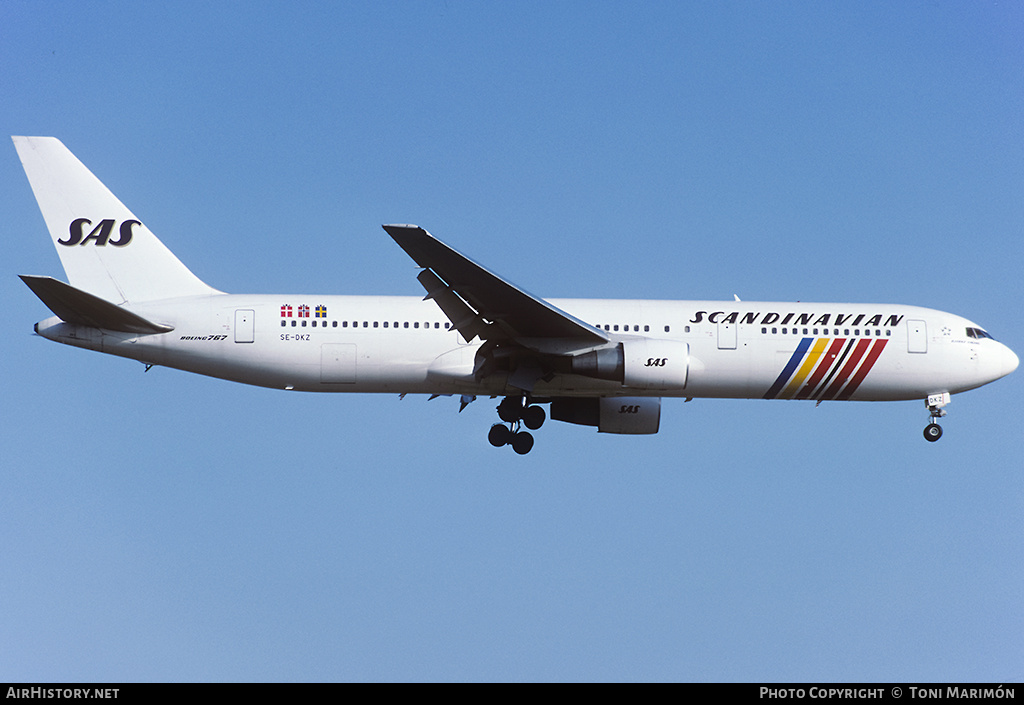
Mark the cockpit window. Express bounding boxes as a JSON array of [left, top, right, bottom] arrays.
[[966, 327, 995, 340]]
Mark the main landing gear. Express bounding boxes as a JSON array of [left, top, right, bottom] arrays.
[[923, 392, 950, 442], [488, 396, 546, 455]]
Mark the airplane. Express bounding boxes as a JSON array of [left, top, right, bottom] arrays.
[[14, 136, 1019, 454]]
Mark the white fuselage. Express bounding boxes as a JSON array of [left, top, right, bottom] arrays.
[[15, 137, 1017, 448], [34, 294, 1019, 402]]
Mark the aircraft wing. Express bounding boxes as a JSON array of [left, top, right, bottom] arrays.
[[383, 225, 609, 353]]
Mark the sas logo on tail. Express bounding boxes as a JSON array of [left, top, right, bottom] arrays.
[[59, 218, 140, 247]]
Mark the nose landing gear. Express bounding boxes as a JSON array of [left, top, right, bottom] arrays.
[[923, 392, 950, 442], [489, 396, 546, 454]]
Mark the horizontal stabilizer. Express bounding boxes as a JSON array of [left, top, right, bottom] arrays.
[[20, 275, 173, 334]]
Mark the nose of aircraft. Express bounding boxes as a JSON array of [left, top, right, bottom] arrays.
[[991, 340, 1024, 383], [1001, 343, 1020, 378]]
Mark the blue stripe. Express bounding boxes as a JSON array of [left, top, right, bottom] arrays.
[[763, 338, 813, 399]]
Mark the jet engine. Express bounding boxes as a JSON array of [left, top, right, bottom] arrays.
[[571, 340, 688, 390], [550, 396, 661, 434]]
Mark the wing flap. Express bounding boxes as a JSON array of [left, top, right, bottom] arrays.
[[20, 275, 173, 334], [416, 269, 488, 342]]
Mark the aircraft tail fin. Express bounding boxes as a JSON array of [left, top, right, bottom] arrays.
[[13, 136, 219, 304], [20, 275, 174, 334]]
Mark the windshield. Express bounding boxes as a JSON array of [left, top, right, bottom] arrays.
[[966, 327, 996, 340]]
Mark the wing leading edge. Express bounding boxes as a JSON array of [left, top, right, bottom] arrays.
[[383, 224, 609, 354]]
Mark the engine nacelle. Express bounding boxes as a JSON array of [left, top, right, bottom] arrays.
[[622, 339, 689, 390], [570, 339, 689, 391], [550, 396, 661, 435]]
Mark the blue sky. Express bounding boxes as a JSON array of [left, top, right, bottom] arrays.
[[2, 1, 1022, 682]]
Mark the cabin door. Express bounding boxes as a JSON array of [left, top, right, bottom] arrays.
[[907, 320, 927, 353], [321, 344, 357, 383], [718, 321, 737, 349], [234, 309, 254, 343]]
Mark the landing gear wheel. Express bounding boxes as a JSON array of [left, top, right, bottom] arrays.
[[488, 424, 512, 447], [522, 405, 546, 430], [497, 397, 523, 423], [923, 394, 949, 443], [511, 431, 534, 455]]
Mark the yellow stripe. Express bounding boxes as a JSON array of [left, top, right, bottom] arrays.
[[782, 338, 829, 398]]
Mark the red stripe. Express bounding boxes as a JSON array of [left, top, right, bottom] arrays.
[[835, 339, 888, 400], [821, 338, 872, 400], [795, 338, 846, 399]]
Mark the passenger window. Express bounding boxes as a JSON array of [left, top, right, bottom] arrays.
[[644, 325, 649, 332], [664, 325, 670, 333]]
